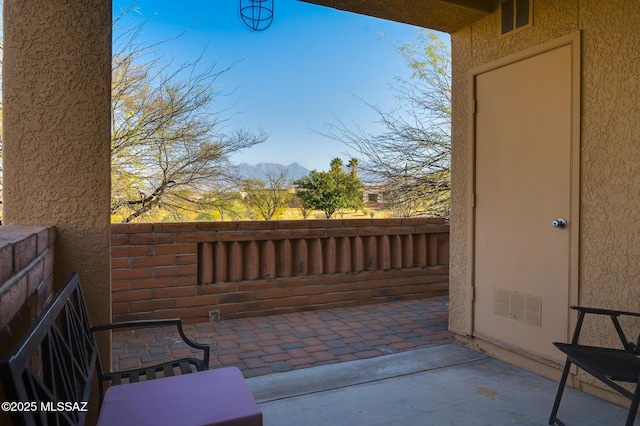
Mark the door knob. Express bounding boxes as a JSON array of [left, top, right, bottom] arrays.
[[552, 218, 567, 229]]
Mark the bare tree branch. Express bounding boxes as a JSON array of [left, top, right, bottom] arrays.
[[323, 30, 451, 218], [110, 7, 267, 222]]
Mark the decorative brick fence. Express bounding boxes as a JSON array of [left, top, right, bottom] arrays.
[[0, 226, 55, 355], [111, 219, 449, 323]]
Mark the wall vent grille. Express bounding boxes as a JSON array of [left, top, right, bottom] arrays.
[[501, 0, 532, 35], [494, 288, 542, 327]]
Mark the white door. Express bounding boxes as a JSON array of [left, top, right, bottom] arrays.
[[473, 40, 579, 362]]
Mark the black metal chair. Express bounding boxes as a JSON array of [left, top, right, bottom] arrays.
[[549, 306, 640, 426], [92, 318, 210, 406], [0, 273, 211, 425]]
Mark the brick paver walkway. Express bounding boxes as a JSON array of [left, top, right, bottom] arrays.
[[111, 296, 453, 378]]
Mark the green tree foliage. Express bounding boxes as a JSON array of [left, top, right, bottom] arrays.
[[330, 157, 344, 173], [242, 169, 294, 220], [195, 191, 244, 221], [294, 158, 364, 219], [348, 158, 358, 177], [326, 30, 451, 218], [110, 9, 266, 223]]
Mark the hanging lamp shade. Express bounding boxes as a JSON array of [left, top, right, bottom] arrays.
[[240, 0, 274, 31]]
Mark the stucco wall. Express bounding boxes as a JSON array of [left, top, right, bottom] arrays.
[[450, 0, 640, 349], [2, 0, 112, 349], [578, 2, 640, 337]]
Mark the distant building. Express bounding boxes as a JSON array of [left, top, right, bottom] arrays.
[[362, 186, 384, 204]]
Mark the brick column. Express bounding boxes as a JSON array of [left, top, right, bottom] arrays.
[[364, 236, 377, 271], [323, 237, 336, 274], [214, 242, 228, 282], [228, 242, 243, 281], [402, 234, 414, 267], [336, 237, 351, 273], [390, 235, 403, 269], [198, 243, 214, 284], [413, 234, 427, 267], [428, 235, 439, 266], [351, 237, 364, 272], [276, 239, 292, 277], [437, 235, 450, 265], [293, 239, 308, 276], [243, 241, 259, 280], [377, 235, 391, 270], [308, 239, 323, 275], [259, 240, 276, 279]]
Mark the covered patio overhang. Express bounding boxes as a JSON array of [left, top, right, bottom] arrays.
[[300, 0, 497, 32]]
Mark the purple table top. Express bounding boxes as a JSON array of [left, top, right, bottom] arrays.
[[97, 367, 262, 426]]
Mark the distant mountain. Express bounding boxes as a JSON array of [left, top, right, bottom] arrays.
[[233, 162, 311, 182]]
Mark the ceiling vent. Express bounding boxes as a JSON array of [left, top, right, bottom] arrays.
[[501, 0, 532, 35]]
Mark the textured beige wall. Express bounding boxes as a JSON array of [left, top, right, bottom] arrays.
[[449, 0, 640, 350], [448, 26, 474, 337], [2, 0, 112, 330], [578, 1, 640, 339]]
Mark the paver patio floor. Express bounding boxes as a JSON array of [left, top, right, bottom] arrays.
[[109, 297, 637, 425], [111, 296, 452, 378]]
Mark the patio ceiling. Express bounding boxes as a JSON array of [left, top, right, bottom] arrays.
[[299, 0, 498, 33]]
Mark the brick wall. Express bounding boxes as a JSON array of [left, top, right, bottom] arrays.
[[0, 225, 56, 356], [111, 219, 449, 323]]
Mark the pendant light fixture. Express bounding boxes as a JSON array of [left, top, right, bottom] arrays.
[[240, 0, 274, 31]]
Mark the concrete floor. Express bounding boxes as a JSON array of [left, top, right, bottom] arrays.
[[247, 344, 635, 426]]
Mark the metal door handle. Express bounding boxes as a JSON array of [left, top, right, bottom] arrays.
[[552, 218, 567, 229]]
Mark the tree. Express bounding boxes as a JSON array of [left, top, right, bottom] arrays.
[[325, 30, 451, 218], [330, 157, 344, 173], [242, 169, 294, 220], [294, 158, 363, 219], [196, 190, 244, 221], [110, 9, 266, 223], [348, 158, 358, 177]]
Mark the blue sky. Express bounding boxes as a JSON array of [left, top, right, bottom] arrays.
[[113, 0, 448, 171]]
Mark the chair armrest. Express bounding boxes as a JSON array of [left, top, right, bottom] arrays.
[[571, 306, 640, 318], [570, 306, 640, 352], [91, 318, 210, 365]]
